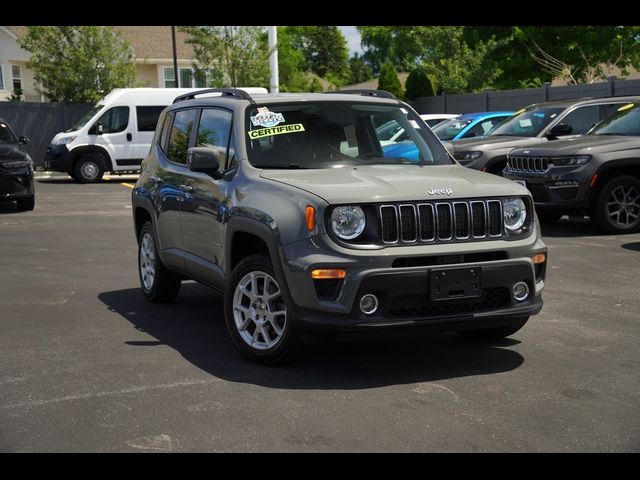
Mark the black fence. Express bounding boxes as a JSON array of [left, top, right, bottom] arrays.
[[412, 77, 640, 115], [0, 102, 93, 167]]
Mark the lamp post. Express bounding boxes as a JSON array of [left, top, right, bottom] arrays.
[[268, 26, 279, 93], [171, 26, 179, 88]]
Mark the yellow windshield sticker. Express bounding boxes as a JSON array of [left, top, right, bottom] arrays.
[[248, 123, 305, 139], [617, 103, 635, 112], [514, 108, 526, 115]]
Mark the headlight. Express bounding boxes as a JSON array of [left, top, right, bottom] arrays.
[[454, 151, 482, 161], [3, 160, 29, 168], [53, 136, 77, 145], [549, 155, 591, 167], [502, 197, 527, 231], [331, 206, 366, 240]]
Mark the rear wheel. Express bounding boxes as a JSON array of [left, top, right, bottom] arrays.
[[138, 221, 181, 303], [224, 255, 300, 365], [457, 316, 529, 340], [17, 195, 35, 211], [75, 154, 105, 183], [591, 175, 640, 233]]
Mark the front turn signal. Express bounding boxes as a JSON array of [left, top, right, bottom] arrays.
[[532, 253, 546, 264], [306, 206, 316, 231], [311, 269, 346, 280]]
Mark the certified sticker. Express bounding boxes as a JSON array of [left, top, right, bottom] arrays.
[[248, 123, 305, 139], [250, 107, 285, 127]]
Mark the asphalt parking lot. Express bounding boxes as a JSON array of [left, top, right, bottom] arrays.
[[1, 174, 639, 452]]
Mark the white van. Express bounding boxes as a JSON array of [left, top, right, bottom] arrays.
[[45, 87, 267, 183]]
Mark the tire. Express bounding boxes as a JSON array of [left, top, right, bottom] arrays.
[[537, 211, 564, 224], [74, 154, 105, 183], [138, 221, 181, 303], [457, 316, 529, 341], [591, 175, 640, 234], [17, 195, 35, 211], [224, 254, 300, 365]]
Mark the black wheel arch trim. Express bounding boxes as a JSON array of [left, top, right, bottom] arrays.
[[69, 145, 112, 172]]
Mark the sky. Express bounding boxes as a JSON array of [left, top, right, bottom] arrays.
[[339, 26, 363, 55]]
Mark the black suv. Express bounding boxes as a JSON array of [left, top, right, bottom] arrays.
[[452, 96, 640, 175], [505, 101, 640, 233], [0, 117, 34, 211], [132, 88, 546, 364]]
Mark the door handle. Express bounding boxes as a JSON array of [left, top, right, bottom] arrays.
[[149, 176, 162, 184], [179, 184, 194, 193], [126, 133, 132, 141]]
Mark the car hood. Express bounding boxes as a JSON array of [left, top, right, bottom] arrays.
[[452, 135, 532, 151], [259, 164, 528, 204], [509, 134, 640, 156], [0, 144, 27, 160]]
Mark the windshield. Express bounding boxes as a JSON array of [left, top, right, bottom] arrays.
[[488, 107, 564, 138], [66, 105, 103, 132], [0, 121, 17, 143], [590, 104, 640, 136], [433, 118, 473, 140], [245, 102, 451, 169]]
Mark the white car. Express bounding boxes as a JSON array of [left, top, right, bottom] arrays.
[[420, 113, 460, 128]]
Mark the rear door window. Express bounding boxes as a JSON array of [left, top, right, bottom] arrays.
[[166, 109, 197, 165]]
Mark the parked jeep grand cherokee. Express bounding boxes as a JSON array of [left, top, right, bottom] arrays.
[[452, 96, 640, 175], [131, 88, 547, 364], [505, 102, 640, 233]]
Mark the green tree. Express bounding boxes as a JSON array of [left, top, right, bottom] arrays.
[[348, 53, 373, 84], [359, 26, 501, 94], [284, 26, 350, 86], [18, 26, 136, 103], [181, 26, 270, 89], [377, 62, 403, 99], [404, 66, 434, 100]]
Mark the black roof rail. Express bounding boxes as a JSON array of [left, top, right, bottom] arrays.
[[325, 89, 399, 101], [173, 88, 256, 104]]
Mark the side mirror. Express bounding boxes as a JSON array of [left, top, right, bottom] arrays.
[[90, 123, 104, 135], [443, 141, 455, 157], [546, 122, 572, 139], [187, 147, 221, 178], [18, 136, 29, 145]]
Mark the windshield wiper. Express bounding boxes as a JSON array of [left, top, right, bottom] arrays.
[[254, 163, 308, 169]]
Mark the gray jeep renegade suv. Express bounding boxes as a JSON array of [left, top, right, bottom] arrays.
[[131, 88, 547, 364]]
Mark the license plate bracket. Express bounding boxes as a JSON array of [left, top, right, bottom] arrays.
[[430, 267, 482, 301]]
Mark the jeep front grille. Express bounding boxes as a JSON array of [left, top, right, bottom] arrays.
[[379, 200, 503, 245], [507, 155, 550, 173]]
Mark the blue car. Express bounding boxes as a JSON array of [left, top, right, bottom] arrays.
[[432, 111, 514, 141]]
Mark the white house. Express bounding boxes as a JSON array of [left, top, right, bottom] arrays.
[[0, 26, 204, 102]]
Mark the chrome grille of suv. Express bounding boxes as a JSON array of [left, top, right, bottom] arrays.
[[507, 155, 550, 173], [379, 200, 503, 245]]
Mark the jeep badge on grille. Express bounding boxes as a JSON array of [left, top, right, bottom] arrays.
[[428, 188, 453, 195]]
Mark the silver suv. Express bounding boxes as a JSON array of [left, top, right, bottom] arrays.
[[131, 88, 547, 364]]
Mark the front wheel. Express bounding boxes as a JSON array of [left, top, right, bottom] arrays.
[[457, 316, 529, 340], [75, 154, 105, 183], [224, 255, 300, 365], [591, 175, 640, 233]]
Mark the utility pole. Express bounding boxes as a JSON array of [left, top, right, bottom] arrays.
[[171, 26, 180, 88], [268, 26, 279, 93]]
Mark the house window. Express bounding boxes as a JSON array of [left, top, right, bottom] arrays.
[[163, 67, 176, 88], [11, 65, 22, 91], [163, 67, 205, 88], [0, 64, 5, 91]]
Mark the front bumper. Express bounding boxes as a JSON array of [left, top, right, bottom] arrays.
[[44, 144, 72, 172], [503, 168, 593, 213], [280, 233, 546, 332], [0, 167, 34, 200]]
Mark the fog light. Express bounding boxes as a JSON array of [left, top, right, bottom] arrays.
[[513, 282, 530, 302], [360, 294, 379, 315]]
